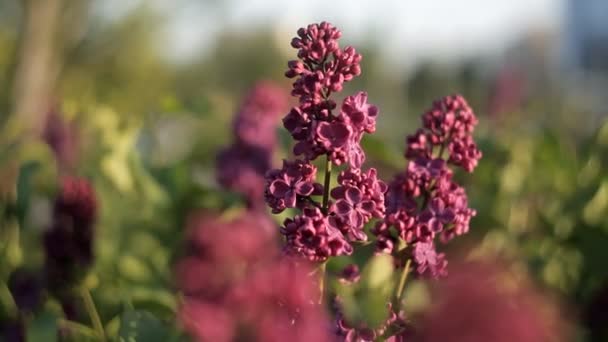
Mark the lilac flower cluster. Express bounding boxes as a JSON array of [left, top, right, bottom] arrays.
[[374, 95, 481, 278], [405, 94, 482, 172], [44, 177, 97, 293], [176, 211, 331, 342], [265, 22, 386, 262], [283, 22, 376, 167], [216, 81, 287, 207]]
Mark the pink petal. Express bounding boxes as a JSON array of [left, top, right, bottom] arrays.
[[335, 200, 352, 216], [345, 187, 362, 204], [295, 181, 314, 196], [270, 180, 291, 197]]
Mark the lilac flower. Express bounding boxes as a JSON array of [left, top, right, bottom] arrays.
[[417, 260, 570, 342], [290, 22, 341, 63], [265, 159, 323, 214], [177, 211, 331, 342], [340, 92, 378, 134], [42, 177, 97, 321], [448, 135, 482, 172], [216, 143, 272, 208], [232, 81, 288, 150], [418, 197, 456, 233], [43, 107, 78, 171], [404, 95, 482, 172], [334, 187, 376, 229], [374, 95, 481, 280], [412, 241, 448, 278], [316, 121, 352, 150], [281, 207, 353, 261], [44, 177, 97, 292], [281, 21, 371, 168], [330, 168, 387, 241], [217, 81, 287, 206], [333, 168, 387, 217], [405, 129, 431, 160]]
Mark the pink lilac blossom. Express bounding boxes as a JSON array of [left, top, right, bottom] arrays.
[[216, 143, 272, 208], [406, 94, 482, 172], [282, 21, 375, 167], [216, 81, 288, 207], [265, 22, 386, 262], [42, 177, 97, 321], [176, 210, 331, 341], [265, 159, 323, 214], [374, 95, 480, 279], [232, 81, 288, 150], [411, 241, 448, 278], [416, 260, 570, 342], [281, 207, 353, 261], [43, 107, 79, 172], [330, 168, 387, 241], [44, 177, 97, 289]]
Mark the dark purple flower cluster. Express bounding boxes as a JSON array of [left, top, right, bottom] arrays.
[[216, 81, 287, 207], [176, 211, 331, 342], [266, 22, 386, 262], [44, 177, 97, 293], [374, 95, 481, 278]]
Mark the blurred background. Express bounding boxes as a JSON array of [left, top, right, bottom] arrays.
[[1, 0, 608, 340]]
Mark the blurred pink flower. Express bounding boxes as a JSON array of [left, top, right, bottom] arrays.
[[416, 260, 570, 342]]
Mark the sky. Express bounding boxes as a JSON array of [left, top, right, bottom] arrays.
[[97, 0, 564, 67]]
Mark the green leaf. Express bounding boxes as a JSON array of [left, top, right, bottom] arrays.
[[339, 254, 395, 329], [360, 254, 393, 289], [27, 311, 58, 342], [16, 161, 40, 226], [118, 310, 172, 342], [583, 180, 608, 225]]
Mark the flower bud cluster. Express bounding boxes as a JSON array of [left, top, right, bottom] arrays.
[[374, 95, 481, 278], [44, 177, 97, 293]]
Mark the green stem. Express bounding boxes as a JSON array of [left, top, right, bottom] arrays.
[[80, 287, 105, 341], [58, 319, 99, 339], [0, 282, 17, 318], [318, 261, 327, 304], [322, 155, 332, 214], [395, 259, 412, 302]]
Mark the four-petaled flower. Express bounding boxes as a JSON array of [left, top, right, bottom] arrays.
[[334, 187, 376, 229]]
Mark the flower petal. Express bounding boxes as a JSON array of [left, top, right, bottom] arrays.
[[270, 180, 291, 197], [345, 187, 362, 204]]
